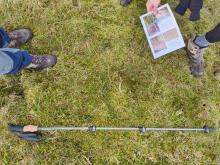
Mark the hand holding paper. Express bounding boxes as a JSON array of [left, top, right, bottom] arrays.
[[140, 4, 185, 59], [146, 0, 161, 14]]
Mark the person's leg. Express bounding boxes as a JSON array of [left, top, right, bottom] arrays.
[[120, 0, 132, 6], [0, 48, 57, 75], [192, 23, 220, 48], [205, 23, 220, 44], [0, 27, 57, 75], [187, 23, 220, 77], [0, 27, 11, 48], [175, 0, 204, 21], [175, 0, 191, 16], [189, 0, 203, 21], [0, 51, 14, 75], [0, 48, 32, 74], [0, 27, 33, 74]]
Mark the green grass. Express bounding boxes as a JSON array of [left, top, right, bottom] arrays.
[[0, 0, 220, 164]]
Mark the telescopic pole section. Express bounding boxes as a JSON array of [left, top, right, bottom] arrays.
[[38, 126, 215, 133]]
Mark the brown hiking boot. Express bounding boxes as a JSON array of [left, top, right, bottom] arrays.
[[7, 29, 33, 48], [27, 54, 57, 69], [187, 37, 207, 78]]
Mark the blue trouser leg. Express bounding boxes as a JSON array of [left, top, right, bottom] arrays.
[[0, 27, 32, 75], [0, 48, 32, 74], [0, 27, 11, 48]]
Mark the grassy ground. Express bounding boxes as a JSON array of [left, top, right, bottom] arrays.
[[0, 0, 220, 164]]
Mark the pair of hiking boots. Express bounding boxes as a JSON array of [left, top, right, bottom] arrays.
[[120, 0, 206, 78], [7, 29, 57, 70]]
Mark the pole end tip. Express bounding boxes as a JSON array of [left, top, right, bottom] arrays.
[[8, 123, 42, 142], [203, 125, 216, 133]]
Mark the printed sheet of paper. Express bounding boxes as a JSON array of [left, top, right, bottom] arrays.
[[140, 4, 185, 59]]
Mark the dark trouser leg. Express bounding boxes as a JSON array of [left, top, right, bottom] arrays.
[[205, 23, 220, 43], [194, 23, 220, 48]]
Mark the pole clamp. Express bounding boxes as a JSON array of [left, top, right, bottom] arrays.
[[88, 126, 96, 132], [139, 127, 146, 132]]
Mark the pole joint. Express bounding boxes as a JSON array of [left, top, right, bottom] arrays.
[[88, 126, 96, 132], [139, 127, 146, 132]]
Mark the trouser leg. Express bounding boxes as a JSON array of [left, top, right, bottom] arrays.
[[194, 23, 220, 48], [205, 23, 220, 43], [0, 27, 11, 48], [0, 48, 32, 75]]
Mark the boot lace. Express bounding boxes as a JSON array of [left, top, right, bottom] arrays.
[[32, 56, 47, 65]]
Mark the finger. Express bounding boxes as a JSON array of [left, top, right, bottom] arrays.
[[150, 6, 155, 13], [146, 4, 151, 12]]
